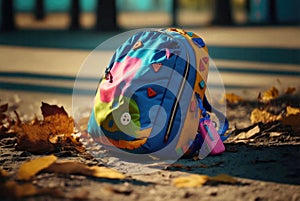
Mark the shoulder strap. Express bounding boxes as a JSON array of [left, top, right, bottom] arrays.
[[196, 94, 229, 141]]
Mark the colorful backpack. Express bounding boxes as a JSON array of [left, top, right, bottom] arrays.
[[87, 28, 229, 160]]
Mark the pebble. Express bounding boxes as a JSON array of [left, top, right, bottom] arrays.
[[206, 188, 218, 196]]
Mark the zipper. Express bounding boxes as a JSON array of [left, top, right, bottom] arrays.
[[105, 67, 113, 83], [164, 37, 191, 142]]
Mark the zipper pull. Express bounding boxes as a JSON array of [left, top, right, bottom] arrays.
[[105, 68, 113, 83]]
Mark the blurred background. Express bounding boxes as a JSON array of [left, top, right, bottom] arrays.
[[1, 0, 299, 30], [0, 0, 299, 117]]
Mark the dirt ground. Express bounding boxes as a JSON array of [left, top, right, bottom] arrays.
[[0, 93, 300, 201]]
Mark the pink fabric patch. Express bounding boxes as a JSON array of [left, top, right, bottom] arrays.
[[202, 57, 209, 64], [165, 48, 171, 59], [199, 59, 206, 72], [99, 56, 142, 103]]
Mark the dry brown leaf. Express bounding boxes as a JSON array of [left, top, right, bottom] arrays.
[[173, 174, 209, 188], [223, 93, 243, 104], [44, 114, 74, 137], [46, 161, 126, 180], [41, 102, 68, 118], [285, 87, 296, 95], [16, 121, 56, 153], [209, 174, 238, 184], [15, 102, 82, 154], [250, 108, 281, 124], [261, 86, 279, 102], [17, 155, 57, 181]]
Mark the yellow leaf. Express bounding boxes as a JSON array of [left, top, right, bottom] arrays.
[[89, 166, 126, 179], [173, 173, 238, 188], [17, 155, 57, 181], [209, 174, 238, 184], [250, 108, 281, 124], [223, 93, 243, 104], [261, 86, 279, 102], [46, 161, 126, 180], [173, 174, 209, 188], [286, 106, 300, 116]]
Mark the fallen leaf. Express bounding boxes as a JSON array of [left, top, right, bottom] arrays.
[[233, 125, 260, 140], [209, 174, 238, 184], [173, 174, 238, 188], [41, 102, 68, 118], [16, 121, 56, 153], [285, 87, 296, 95], [44, 114, 74, 137], [46, 161, 126, 179], [261, 86, 279, 102], [15, 102, 83, 154], [17, 155, 57, 181], [286, 106, 300, 116], [250, 108, 281, 124], [222, 93, 243, 104], [173, 174, 209, 188]]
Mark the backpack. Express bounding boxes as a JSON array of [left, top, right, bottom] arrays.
[[87, 28, 229, 160]]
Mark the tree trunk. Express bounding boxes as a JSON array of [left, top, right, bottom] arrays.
[[95, 0, 118, 31], [269, 0, 277, 24], [35, 0, 45, 20], [69, 0, 80, 30], [212, 0, 233, 25], [1, 0, 15, 31], [171, 0, 178, 27]]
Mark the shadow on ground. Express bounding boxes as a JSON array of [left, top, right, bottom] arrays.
[[170, 143, 300, 185]]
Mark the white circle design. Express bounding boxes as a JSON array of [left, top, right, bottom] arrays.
[[120, 112, 131, 126]]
